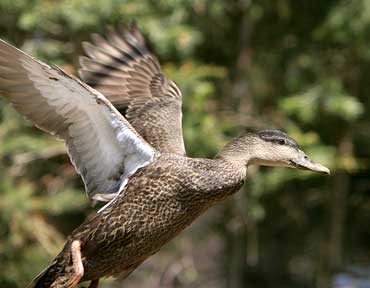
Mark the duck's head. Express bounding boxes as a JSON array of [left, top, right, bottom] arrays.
[[218, 129, 330, 175]]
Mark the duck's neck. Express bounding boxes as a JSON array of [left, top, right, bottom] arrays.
[[216, 134, 256, 167]]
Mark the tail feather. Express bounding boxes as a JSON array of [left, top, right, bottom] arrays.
[[27, 260, 71, 288], [26, 265, 52, 288], [26, 245, 70, 288]]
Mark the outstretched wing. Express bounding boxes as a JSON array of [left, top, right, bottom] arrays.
[[79, 24, 186, 156], [0, 39, 156, 204]]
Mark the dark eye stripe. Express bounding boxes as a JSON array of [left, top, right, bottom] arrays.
[[257, 129, 299, 148], [270, 138, 286, 145]]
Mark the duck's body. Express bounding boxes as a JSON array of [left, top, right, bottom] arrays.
[[37, 154, 246, 286], [0, 24, 329, 288]]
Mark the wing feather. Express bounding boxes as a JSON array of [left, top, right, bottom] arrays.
[[0, 39, 156, 204], [79, 24, 186, 155]]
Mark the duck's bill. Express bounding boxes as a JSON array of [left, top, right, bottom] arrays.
[[290, 157, 330, 175]]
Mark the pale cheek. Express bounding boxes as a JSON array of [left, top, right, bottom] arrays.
[[269, 146, 293, 161]]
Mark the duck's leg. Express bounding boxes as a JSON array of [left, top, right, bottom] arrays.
[[67, 240, 84, 288], [88, 279, 100, 288]]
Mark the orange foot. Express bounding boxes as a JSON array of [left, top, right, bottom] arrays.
[[67, 240, 84, 288]]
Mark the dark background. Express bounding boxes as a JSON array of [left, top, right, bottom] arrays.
[[0, 0, 369, 287]]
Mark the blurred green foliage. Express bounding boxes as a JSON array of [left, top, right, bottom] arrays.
[[0, 0, 369, 287]]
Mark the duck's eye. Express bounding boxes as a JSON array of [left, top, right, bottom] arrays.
[[278, 139, 286, 145]]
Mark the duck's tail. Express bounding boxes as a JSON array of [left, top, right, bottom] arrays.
[[26, 262, 58, 288], [26, 267, 49, 288], [26, 243, 71, 288]]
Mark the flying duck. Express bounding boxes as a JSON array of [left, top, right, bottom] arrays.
[[0, 23, 329, 288]]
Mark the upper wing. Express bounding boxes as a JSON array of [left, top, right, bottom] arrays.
[[0, 39, 156, 204], [79, 24, 186, 156]]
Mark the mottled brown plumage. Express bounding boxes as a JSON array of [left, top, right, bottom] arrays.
[[29, 153, 246, 287], [0, 24, 329, 288]]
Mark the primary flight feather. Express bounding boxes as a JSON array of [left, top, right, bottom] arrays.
[[0, 37, 156, 204]]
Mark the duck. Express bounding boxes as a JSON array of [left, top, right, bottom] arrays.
[[0, 23, 329, 288]]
